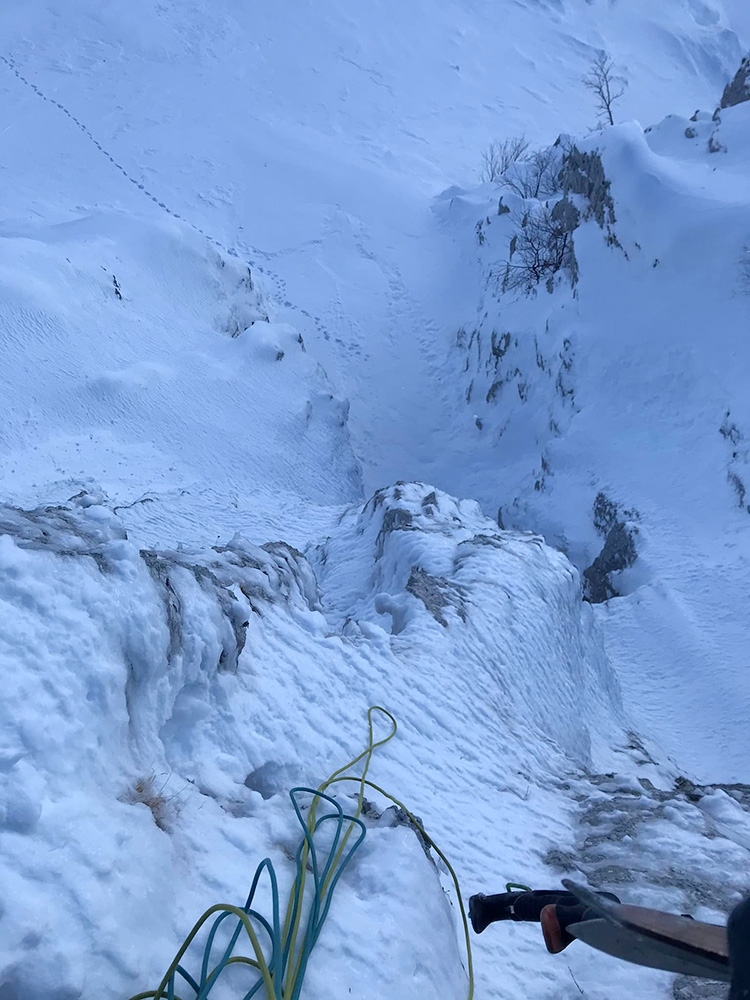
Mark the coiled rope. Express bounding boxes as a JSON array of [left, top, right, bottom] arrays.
[[128, 707, 474, 1000]]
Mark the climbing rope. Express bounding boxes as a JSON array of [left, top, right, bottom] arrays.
[[128, 707, 474, 1000]]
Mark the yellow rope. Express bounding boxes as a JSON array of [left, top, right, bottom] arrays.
[[326, 774, 475, 1000], [129, 707, 474, 1000]]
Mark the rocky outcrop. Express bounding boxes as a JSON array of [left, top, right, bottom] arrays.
[[720, 55, 750, 109], [558, 146, 616, 228], [583, 492, 639, 603]]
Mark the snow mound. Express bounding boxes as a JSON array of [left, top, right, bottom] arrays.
[[2, 487, 742, 1000], [311, 482, 621, 764]]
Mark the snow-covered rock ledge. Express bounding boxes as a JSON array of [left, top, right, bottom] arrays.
[[0, 486, 622, 998]]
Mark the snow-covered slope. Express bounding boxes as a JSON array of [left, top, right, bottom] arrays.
[[441, 80, 750, 784], [0, 487, 622, 998], [0, 2, 749, 999], [0, 210, 361, 546], [0, 0, 747, 497], [2, 487, 748, 1000]]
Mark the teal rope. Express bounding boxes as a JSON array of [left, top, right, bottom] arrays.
[[130, 708, 390, 1000], [131, 787, 365, 1000], [130, 708, 474, 1000], [148, 788, 365, 1000]]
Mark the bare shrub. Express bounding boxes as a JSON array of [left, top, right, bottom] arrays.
[[584, 53, 627, 126], [499, 205, 577, 295], [125, 771, 186, 831], [479, 136, 530, 182], [728, 470, 747, 508], [503, 148, 561, 199]]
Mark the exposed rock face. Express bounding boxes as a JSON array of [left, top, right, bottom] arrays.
[[720, 55, 750, 109], [583, 522, 637, 603], [558, 146, 616, 227], [583, 491, 638, 604]]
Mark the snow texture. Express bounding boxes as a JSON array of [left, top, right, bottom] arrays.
[[0, 3, 748, 1000]]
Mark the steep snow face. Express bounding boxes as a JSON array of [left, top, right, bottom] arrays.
[[2, 491, 747, 1000], [0, 490, 624, 999], [723, 2, 750, 43], [0, 1, 746, 495], [0, 3, 749, 1000], [444, 92, 750, 780]]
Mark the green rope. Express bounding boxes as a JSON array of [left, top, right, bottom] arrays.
[[129, 707, 473, 1000], [324, 775, 475, 999]]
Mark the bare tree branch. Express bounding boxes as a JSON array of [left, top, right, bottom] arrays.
[[479, 136, 530, 182], [503, 148, 561, 199], [583, 53, 627, 126], [498, 205, 577, 294]]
